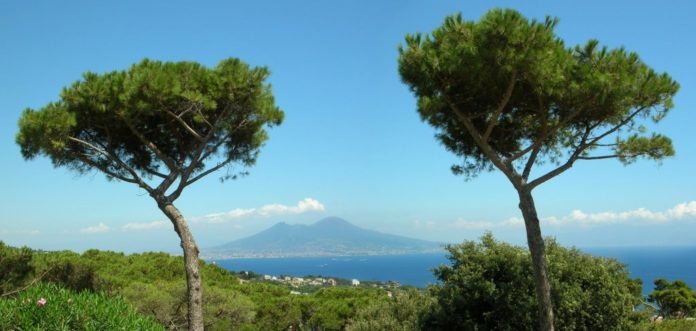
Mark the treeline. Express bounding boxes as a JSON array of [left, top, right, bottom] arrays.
[[2, 236, 696, 330]]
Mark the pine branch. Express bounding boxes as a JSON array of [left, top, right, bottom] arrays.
[[0, 268, 52, 298], [482, 69, 517, 142]]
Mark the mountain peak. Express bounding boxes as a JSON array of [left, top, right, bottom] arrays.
[[207, 217, 443, 258], [312, 217, 352, 227], [270, 221, 290, 227]]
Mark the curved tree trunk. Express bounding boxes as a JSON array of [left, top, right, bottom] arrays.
[[159, 202, 204, 331], [518, 189, 555, 331]]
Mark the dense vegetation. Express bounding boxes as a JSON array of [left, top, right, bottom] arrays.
[[398, 8, 678, 331], [648, 278, 696, 319], [423, 234, 642, 330], [0, 282, 164, 330], [2, 237, 695, 330], [16, 57, 286, 331], [1, 241, 389, 330]]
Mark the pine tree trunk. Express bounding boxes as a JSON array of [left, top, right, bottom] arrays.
[[518, 188, 555, 331], [159, 202, 204, 331]]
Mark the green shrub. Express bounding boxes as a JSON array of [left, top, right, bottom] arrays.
[[634, 319, 696, 331], [426, 233, 642, 331], [1, 242, 403, 330], [0, 282, 164, 330], [347, 288, 433, 331], [120, 280, 256, 330], [648, 278, 696, 319], [308, 287, 386, 331], [0, 241, 34, 294]]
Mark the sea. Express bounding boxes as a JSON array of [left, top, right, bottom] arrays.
[[211, 246, 696, 295]]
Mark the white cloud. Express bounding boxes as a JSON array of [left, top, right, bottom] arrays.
[[257, 198, 325, 216], [543, 200, 696, 226], [80, 223, 110, 234], [432, 200, 696, 231], [504, 217, 524, 226], [194, 198, 325, 224], [123, 220, 168, 231]]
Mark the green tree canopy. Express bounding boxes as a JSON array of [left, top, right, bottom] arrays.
[[16, 58, 283, 331], [17, 58, 282, 196], [425, 234, 642, 331], [648, 278, 696, 319], [399, 10, 677, 181], [398, 9, 678, 330]]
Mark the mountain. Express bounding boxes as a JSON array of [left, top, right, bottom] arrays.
[[203, 217, 443, 258]]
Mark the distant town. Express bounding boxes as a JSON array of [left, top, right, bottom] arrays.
[[232, 269, 406, 295]]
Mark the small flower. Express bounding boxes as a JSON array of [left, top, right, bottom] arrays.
[[37, 298, 46, 306], [67, 298, 72, 304]]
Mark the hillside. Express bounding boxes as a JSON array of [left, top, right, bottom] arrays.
[[203, 217, 443, 258]]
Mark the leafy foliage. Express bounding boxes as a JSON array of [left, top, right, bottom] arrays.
[[347, 289, 433, 331], [3, 240, 695, 330], [2, 242, 388, 330], [307, 287, 386, 330], [15, 58, 285, 330], [16, 58, 283, 188], [0, 242, 34, 295], [0, 282, 164, 330], [648, 278, 696, 319], [634, 319, 696, 331], [398, 9, 678, 180], [425, 233, 642, 330], [398, 10, 679, 329]]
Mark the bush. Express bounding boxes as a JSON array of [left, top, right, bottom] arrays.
[[308, 287, 387, 331], [425, 233, 642, 330], [0, 282, 164, 330], [648, 278, 696, 319], [121, 280, 256, 331], [42, 260, 104, 293], [0, 241, 34, 294], [347, 288, 433, 331], [634, 319, 696, 331], [2, 242, 390, 330]]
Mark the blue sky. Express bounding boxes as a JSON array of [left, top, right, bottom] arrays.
[[1, 1, 695, 253]]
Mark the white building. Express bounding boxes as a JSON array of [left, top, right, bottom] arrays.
[[351, 279, 360, 286]]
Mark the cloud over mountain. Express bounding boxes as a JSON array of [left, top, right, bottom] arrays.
[[194, 198, 325, 224]]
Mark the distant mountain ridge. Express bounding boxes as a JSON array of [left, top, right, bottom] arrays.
[[203, 217, 443, 258]]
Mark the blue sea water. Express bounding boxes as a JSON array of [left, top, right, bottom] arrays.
[[213, 254, 448, 287], [212, 246, 696, 294], [584, 246, 696, 295]]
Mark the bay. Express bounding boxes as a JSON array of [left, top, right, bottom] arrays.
[[583, 246, 696, 295], [212, 246, 696, 294], [212, 253, 447, 287]]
